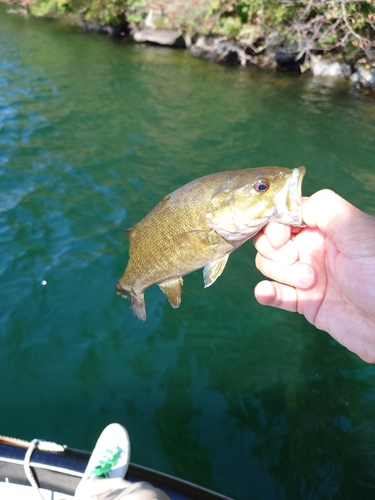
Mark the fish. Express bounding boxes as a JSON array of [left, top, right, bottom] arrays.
[[117, 166, 306, 321]]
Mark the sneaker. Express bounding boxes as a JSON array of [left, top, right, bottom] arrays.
[[82, 423, 131, 480]]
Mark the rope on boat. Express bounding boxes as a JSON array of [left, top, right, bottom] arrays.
[[0, 434, 66, 452], [0, 435, 31, 448], [24, 440, 47, 500], [0, 434, 66, 500]]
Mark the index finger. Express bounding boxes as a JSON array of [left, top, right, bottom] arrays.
[[263, 222, 291, 248], [253, 231, 299, 265]]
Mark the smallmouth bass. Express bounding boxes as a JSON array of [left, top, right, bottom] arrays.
[[117, 166, 305, 321]]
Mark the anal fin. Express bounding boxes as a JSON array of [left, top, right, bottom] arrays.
[[203, 255, 229, 288], [159, 278, 183, 309]]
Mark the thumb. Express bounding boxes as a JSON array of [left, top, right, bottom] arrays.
[[302, 189, 375, 254]]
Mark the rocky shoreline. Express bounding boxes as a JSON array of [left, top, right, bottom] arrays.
[[83, 20, 375, 93], [5, 4, 375, 93]]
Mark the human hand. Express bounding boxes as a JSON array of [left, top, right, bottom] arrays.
[[253, 189, 375, 363]]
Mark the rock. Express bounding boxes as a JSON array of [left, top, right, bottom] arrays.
[[350, 67, 375, 90], [132, 28, 185, 48], [7, 6, 29, 16], [310, 56, 351, 78], [275, 52, 305, 72], [189, 36, 254, 66], [189, 36, 218, 62], [184, 32, 194, 49], [81, 21, 114, 36]]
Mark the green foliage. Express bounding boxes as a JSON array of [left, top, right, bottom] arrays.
[[235, 1, 250, 23], [82, 0, 127, 25], [218, 16, 243, 37], [123, 0, 149, 23], [30, 0, 72, 17], [16, 0, 375, 56]]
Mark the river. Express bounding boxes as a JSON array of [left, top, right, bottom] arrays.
[[1, 5, 375, 499]]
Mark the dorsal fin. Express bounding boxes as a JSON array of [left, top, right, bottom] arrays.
[[159, 278, 183, 309]]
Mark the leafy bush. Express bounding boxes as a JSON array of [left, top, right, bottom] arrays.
[[13, 0, 375, 58]]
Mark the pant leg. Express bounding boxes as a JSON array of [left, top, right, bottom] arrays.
[[74, 477, 171, 500]]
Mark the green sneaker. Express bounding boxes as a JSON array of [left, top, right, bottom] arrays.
[[82, 423, 131, 480]]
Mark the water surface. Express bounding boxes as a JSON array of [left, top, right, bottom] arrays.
[[1, 6, 375, 499]]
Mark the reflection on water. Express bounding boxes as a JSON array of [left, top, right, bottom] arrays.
[[1, 5, 375, 499], [343, 165, 375, 215]]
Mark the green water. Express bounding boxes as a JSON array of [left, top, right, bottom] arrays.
[[1, 6, 375, 499]]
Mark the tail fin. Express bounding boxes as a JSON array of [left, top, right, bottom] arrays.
[[116, 282, 146, 321]]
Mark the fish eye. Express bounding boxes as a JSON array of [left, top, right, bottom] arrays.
[[253, 179, 269, 193]]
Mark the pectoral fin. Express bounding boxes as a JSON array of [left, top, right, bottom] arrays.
[[203, 255, 229, 288], [159, 278, 183, 309]]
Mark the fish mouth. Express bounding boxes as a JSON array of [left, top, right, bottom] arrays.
[[290, 166, 305, 202], [273, 166, 305, 227], [287, 166, 306, 226]]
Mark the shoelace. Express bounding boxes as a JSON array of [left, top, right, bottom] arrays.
[[90, 446, 121, 477]]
